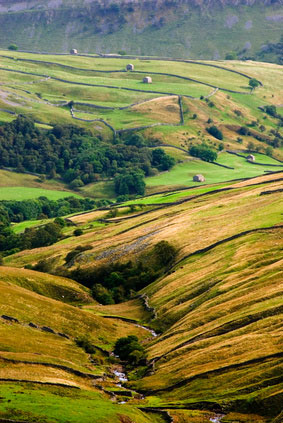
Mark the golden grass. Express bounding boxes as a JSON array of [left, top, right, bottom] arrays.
[[0, 266, 92, 304], [85, 299, 151, 322], [68, 210, 108, 225], [0, 282, 152, 348], [0, 359, 90, 389], [127, 229, 282, 407], [0, 324, 95, 373], [132, 96, 181, 124]]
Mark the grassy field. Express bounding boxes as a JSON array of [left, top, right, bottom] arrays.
[[0, 383, 160, 423], [145, 152, 281, 190], [0, 186, 82, 201]]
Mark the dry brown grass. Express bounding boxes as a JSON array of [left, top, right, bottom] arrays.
[[0, 266, 92, 303], [132, 96, 181, 124], [69, 210, 108, 225], [85, 299, 150, 322], [0, 282, 152, 347]]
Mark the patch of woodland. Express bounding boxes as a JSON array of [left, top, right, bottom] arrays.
[[0, 116, 175, 196], [63, 240, 178, 304]]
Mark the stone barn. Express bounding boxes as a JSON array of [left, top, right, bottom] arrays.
[[246, 154, 255, 162], [70, 49, 78, 55], [193, 174, 205, 182], [126, 64, 134, 71], [143, 76, 152, 84]]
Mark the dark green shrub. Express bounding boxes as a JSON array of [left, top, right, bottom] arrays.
[[75, 336, 96, 354], [8, 44, 18, 51], [189, 145, 218, 162], [153, 240, 177, 267], [54, 217, 66, 227], [264, 105, 277, 117], [92, 284, 114, 305], [73, 228, 83, 236], [206, 126, 223, 140]]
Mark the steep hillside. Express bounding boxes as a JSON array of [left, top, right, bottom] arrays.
[[0, 0, 282, 61], [0, 172, 282, 422]]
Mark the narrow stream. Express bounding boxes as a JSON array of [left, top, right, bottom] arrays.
[[210, 414, 225, 423], [135, 323, 159, 337], [110, 321, 158, 405], [113, 369, 128, 383]]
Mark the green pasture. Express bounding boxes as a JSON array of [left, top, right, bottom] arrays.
[[0, 51, 282, 162], [145, 153, 276, 188], [28, 79, 158, 108], [0, 187, 82, 201], [251, 153, 283, 165], [75, 107, 160, 130], [0, 51, 251, 92], [0, 58, 212, 98], [11, 219, 49, 234], [124, 182, 231, 205], [0, 384, 155, 423]]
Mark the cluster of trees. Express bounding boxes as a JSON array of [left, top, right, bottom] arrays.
[[114, 170, 145, 196], [0, 116, 175, 196], [0, 196, 109, 223], [189, 144, 218, 162], [0, 220, 63, 256], [114, 336, 147, 365], [0, 194, 108, 256], [68, 240, 177, 304]]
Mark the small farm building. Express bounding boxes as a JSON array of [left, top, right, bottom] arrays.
[[126, 64, 134, 71], [193, 174, 205, 182], [143, 76, 152, 84], [70, 49, 78, 55], [246, 154, 255, 162]]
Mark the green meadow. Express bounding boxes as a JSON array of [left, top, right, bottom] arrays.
[[0, 187, 82, 201], [145, 152, 281, 188]]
